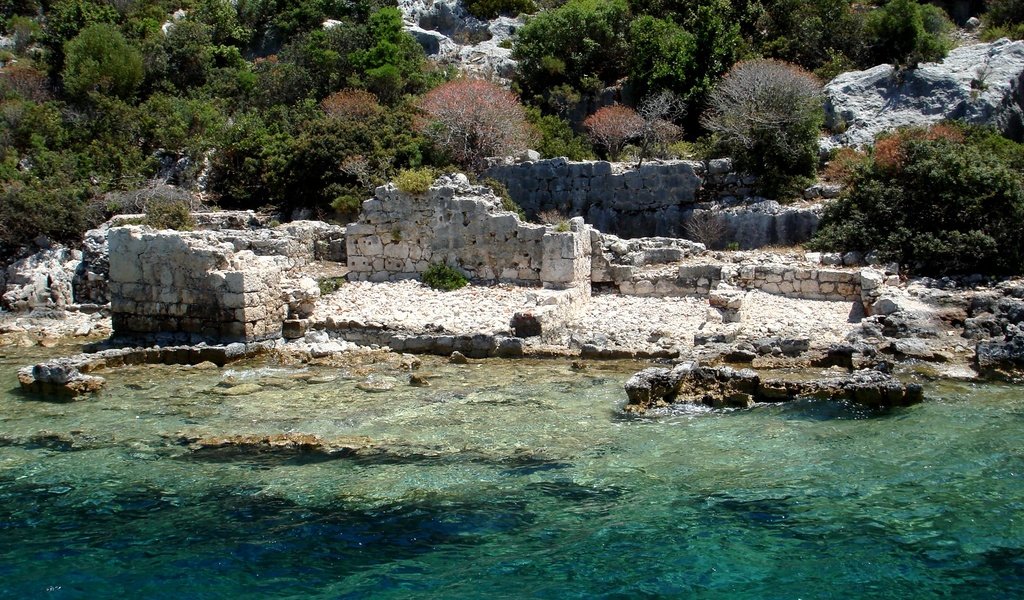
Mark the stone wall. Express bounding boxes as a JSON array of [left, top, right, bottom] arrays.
[[733, 264, 861, 302], [612, 262, 862, 302], [484, 158, 704, 238], [74, 217, 343, 310], [346, 174, 591, 289], [483, 158, 820, 246], [108, 227, 290, 344]]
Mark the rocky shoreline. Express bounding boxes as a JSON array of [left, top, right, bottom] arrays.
[[7, 175, 1024, 412]]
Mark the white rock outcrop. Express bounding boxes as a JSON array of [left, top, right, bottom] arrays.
[[824, 39, 1024, 148], [2, 248, 80, 311], [399, 0, 523, 81]]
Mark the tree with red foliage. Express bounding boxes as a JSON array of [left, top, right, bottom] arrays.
[[418, 78, 533, 171], [583, 104, 644, 161]]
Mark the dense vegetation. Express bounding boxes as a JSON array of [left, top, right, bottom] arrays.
[[1, 0, 1021, 276], [811, 125, 1024, 275]]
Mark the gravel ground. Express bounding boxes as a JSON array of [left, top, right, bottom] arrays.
[[314, 280, 531, 335], [569, 293, 708, 348], [740, 290, 860, 345], [316, 281, 862, 351]]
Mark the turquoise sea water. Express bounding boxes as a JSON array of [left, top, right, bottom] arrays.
[[1, 347, 1022, 599]]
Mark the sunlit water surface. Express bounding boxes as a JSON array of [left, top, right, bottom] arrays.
[[1, 347, 1022, 599]]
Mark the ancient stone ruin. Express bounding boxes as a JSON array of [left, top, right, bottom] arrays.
[[346, 173, 591, 290], [105, 220, 344, 345]]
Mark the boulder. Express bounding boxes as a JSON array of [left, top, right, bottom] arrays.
[[18, 361, 106, 398], [976, 324, 1024, 380], [624, 363, 693, 408], [824, 39, 1024, 148]]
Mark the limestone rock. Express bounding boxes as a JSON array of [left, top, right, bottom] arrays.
[[182, 433, 374, 457], [872, 296, 901, 316], [3, 247, 79, 311], [824, 39, 1024, 148], [398, 0, 522, 81], [17, 362, 106, 398]]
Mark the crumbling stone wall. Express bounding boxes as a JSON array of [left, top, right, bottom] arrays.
[[71, 214, 345, 308], [108, 227, 289, 344], [734, 265, 860, 301], [346, 174, 592, 289]]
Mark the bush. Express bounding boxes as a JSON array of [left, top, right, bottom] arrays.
[[318, 276, 346, 295], [981, 22, 1024, 41], [525, 107, 595, 160], [987, 0, 1024, 26], [512, 0, 630, 106], [583, 104, 644, 161], [62, 23, 144, 100], [810, 124, 1024, 275], [702, 59, 823, 198], [465, 0, 537, 19], [422, 263, 469, 291], [321, 89, 381, 120], [865, 0, 952, 67], [395, 167, 436, 195], [143, 199, 195, 230], [628, 1, 740, 113], [756, 0, 867, 73], [418, 78, 533, 171]]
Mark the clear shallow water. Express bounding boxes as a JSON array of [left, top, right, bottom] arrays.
[[1, 347, 1023, 599]]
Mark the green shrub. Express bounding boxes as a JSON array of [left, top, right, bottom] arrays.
[[987, 0, 1024, 26], [981, 22, 1024, 41], [525, 107, 595, 161], [318, 276, 346, 295], [143, 200, 194, 230], [628, 1, 741, 111], [865, 0, 952, 67], [422, 263, 469, 291], [331, 194, 364, 216], [395, 167, 436, 195], [466, 0, 537, 19], [62, 23, 144, 100], [512, 0, 630, 107], [810, 125, 1024, 276]]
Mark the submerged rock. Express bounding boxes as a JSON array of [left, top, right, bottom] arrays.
[[975, 324, 1024, 380], [181, 433, 375, 457], [624, 362, 923, 413]]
